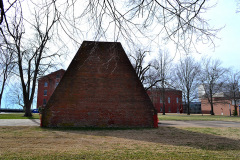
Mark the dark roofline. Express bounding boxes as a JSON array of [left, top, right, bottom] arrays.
[[38, 69, 65, 80], [148, 87, 182, 92]]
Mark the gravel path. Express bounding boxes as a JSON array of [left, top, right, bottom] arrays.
[[0, 119, 40, 126], [0, 119, 240, 127], [159, 120, 240, 127]]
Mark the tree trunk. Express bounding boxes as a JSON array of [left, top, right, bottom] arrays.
[[24, 102, 32, 117], [210, 102, 214, 115], [187, 103, 190, 115], [210, 88, 214, 115], [0, 94, 2, 113], [162, 102, 165, 115], [187, 93, 190, 115], [162, 87, 165, 115], [234, 104, 238, 116]]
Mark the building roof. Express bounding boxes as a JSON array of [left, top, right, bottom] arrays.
[[148, 87, 182, 92], [38, 69, 65, 81]]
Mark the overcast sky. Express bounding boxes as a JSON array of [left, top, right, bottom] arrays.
[[193, 0, 240, 69]]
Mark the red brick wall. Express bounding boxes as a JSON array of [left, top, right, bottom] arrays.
[[201, 98, 239, 115], [147, 89, 182, 113], [42, 41, 157, 128], [37, 69, 65, 108]]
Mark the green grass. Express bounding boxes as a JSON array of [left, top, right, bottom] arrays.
[[0, 113, 40, 119], [0, 126, 240, 160], [158, 114, 240, 122]]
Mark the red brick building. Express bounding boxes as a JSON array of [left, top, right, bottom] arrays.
[[42, 41, 158, 128], [37, 69, 65, 108], [201, 97, 240, 116], [147, 88, 182, 113]]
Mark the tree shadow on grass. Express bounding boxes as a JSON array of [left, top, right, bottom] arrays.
[[48, 126, 240, 151]]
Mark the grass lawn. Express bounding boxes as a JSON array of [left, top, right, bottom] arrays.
[[0, 126, 240, 159], [0, 113, 39, 119], [158, 114, 240, 122]]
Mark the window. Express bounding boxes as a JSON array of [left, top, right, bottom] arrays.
[[160, 97, 163, 103], [168, 97, 170, 103], [44, 82, 48, 87], [55, 82, 59, 87], [44, 90, 47, 96], [56, 74, 60, 78], [43, 99, 47, 106], [169, 107, 171, 112], [176, 97, 179, 103], [160, 107, 162, 112]]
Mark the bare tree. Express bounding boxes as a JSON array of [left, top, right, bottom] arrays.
[[130, 50, 151, 84], [199, 57, 227, 115], [130, 49, 161, 90], [0, 0, 3, 25], [47, 0, 219, 53], [226, 69, 240, 116], [0, 32, 15, 111], [3, 1, 61, 117], [174, 56, 200, 115], [144, 67, 163, 91], [153, 49, 173, 115], [0, 0, 18, 25]]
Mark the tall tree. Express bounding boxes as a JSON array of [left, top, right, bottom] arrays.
[[153, 49, 173, 115], [3, 0, 61, 117], [200, 57, 227, 115], [175, 56, 200, 115], [226, 69, 240, 116]]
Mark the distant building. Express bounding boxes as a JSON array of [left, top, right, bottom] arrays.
[[37, 69, 65, 108], [199, 84, 240, 115], [201, 97, 239, 115], [147, 88, 182, 113]]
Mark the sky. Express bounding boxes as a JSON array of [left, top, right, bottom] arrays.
[[192, 0, 240, 69], [2, 0, 240, 109]]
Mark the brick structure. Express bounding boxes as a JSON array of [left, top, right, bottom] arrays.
[[37, 69, 65, 108], [147, 88, 182, 113], [201, 98, 239, 116], [42, 41, 158, 128]]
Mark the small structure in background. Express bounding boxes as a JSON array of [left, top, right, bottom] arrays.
[[42, 41, 158, 128], [147, 88, 183, 113], [182, 102, 201, 114], [37, 69, 65, 109]]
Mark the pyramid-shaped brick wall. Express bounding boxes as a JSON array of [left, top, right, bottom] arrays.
[[42, 41, 157, 128]]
